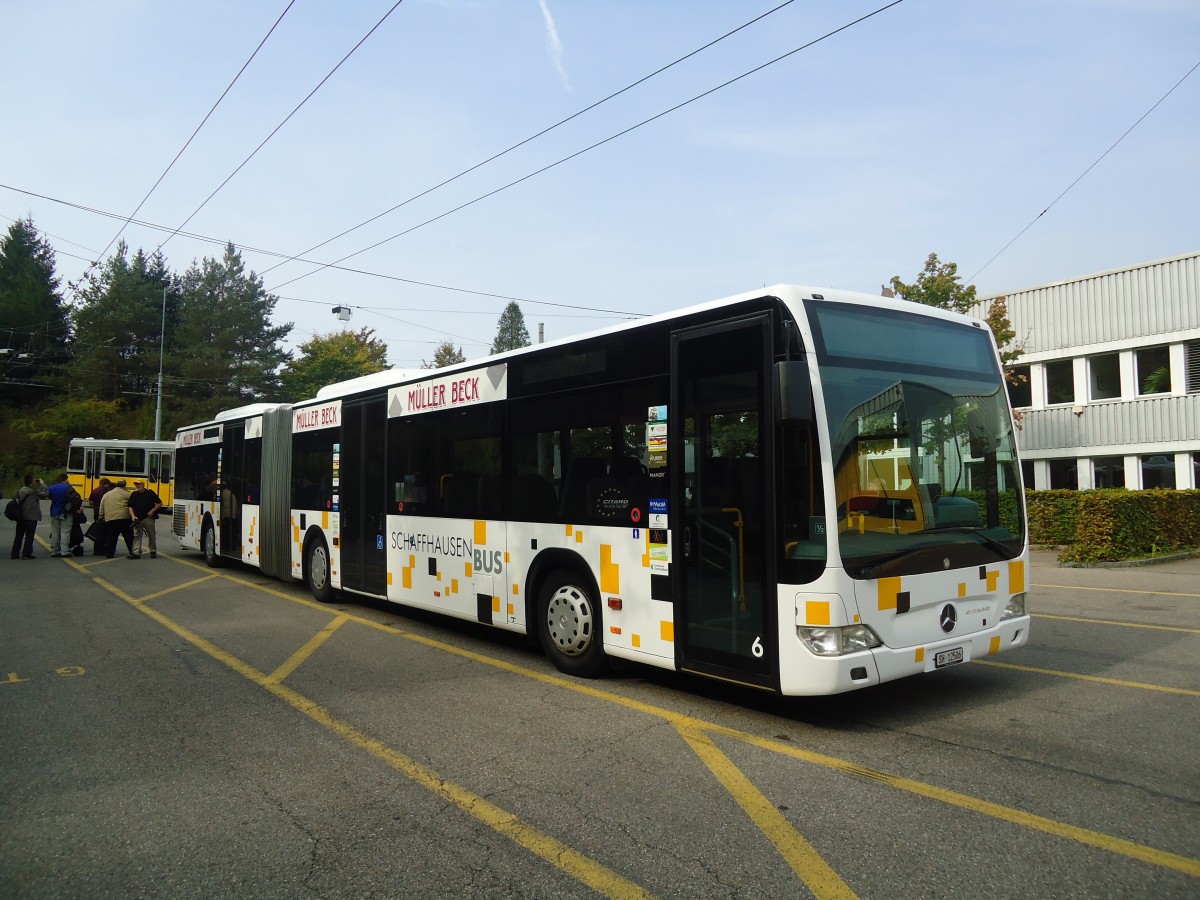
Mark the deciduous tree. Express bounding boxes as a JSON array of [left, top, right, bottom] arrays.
[[423, 340, 466, 369], [280, 327, 390, 400]]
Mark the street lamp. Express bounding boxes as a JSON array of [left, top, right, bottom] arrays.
[[154, 286, 166, 440]]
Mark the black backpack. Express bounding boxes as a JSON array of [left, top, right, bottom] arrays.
[[4, 497, 20, 522], [65, 488, 83, 514]]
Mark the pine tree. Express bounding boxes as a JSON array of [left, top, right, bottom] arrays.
[[68, 243, 175, 402], [491, 302, 530, 354], [170, 243, 292, 423], [0, 217, 69, 398]]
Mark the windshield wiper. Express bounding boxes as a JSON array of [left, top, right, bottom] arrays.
[[917, 526, 1013, 556], [857, 527, 1015, 579]]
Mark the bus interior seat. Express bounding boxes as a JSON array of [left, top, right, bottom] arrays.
[[442, 473, 479, 517], [513, 473, 558, 521], [476, 473, 504, 520], [559, 457, 607, 521]]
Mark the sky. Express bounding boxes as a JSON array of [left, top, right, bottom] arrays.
[[2, 0, 1197, 369]]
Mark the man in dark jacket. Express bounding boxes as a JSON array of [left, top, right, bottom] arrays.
[[88, 478, 112, 556], [128, 479, 163, 559], [10, 475, 48, 559]]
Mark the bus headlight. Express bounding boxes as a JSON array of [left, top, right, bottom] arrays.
[[1002, 592, 1026, 620], [798, 624, 882, 656]]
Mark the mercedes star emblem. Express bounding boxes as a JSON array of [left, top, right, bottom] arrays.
[[939, 604, 957, 633]]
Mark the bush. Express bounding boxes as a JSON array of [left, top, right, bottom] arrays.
[[1026, 490, 1084, 546], [1029, 488, 1200, 563]]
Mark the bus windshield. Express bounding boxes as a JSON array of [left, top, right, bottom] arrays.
[[807, 301, 1025, 579]]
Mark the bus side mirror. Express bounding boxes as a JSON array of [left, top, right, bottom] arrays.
[[774, 361, 812, 423]]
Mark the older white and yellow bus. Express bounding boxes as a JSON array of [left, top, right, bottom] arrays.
[[174, 284, 1029, 696], [67, 438, 175, 505]]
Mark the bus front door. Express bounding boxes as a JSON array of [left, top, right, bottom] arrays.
[[340, 397, 388, 597], [672, 315, 776, 690]]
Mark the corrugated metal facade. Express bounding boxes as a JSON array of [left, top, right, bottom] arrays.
[[1020, 394, 1200, 452], [968, 252, 1200, 488], [974, 252, 1200, 355]]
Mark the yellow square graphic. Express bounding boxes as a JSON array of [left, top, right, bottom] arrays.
[[805, 600, 831, 626], [877, 576, 902, 611], [1009, 560, 1026, 594]]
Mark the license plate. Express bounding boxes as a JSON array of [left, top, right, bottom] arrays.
[[935, 647, 964, 669]]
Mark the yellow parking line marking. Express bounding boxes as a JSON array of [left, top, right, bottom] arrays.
[[90, 575, 654, 900], [139, 574, 222, 604], [1032, 613, 1200, 634], [151, 553, 1200, 878], [675, 724, 857, 899], [973, 659, 1200, 698], [1033, 582, 1200, 599], [267, 615, 350, 685], [717, 726, 1200, 879]]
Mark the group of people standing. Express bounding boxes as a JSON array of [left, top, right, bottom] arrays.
[[8, 473, 163, 560], [88, 477, 164, 558]]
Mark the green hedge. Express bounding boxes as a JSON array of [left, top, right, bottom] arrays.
[[1026, 488, 1200, 563]]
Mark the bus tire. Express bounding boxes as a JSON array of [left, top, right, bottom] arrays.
[[202, 520, 221, 568], [304, 535, 334, 603], [537, 569, 606, 678]]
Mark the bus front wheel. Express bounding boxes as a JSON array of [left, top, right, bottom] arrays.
[[305, 536, 334, 603], [202, 520, 221, 568], [537, 570, 606, 678]]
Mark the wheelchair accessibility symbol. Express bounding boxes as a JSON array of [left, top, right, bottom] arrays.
[[376, 535, 384, 550]]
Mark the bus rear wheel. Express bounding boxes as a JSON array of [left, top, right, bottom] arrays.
[[202, 520, 221, 568], [305, 536, 334, 603], [537, 570, 606, 678]]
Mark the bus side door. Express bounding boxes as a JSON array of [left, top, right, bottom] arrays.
[[671, 314, 776, 691], [341, 397, 388, 597]]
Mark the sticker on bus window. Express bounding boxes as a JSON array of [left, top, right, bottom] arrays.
[[648, 405, 667, 422]]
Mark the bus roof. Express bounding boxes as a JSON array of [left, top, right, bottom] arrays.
[[69, 438, 176, 450], [298, 283, 987, 405]]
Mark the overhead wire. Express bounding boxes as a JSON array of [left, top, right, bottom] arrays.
[[0, 183, 643, 317], [266, 0, 907, 294], [969, 57, 1200, 283], [258, 0, 800, 280], [154, 0, 408, 254], [86, 0, 297, 283]]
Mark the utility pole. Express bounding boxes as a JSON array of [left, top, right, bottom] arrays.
[[154, 286, 166, 440]]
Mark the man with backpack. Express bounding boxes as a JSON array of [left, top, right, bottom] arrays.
[[9, 475, 48, 560], [47, 473, 81, 558]]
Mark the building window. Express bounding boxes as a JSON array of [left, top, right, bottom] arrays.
[[1186, 340, 1200, 393], [1093, 456, 1125, 489], [1044, 360, 1075, 406], [1140, 454, 1176, 489], [1089, 353, 1120, 400], [1007, 365, 1031, 408], [1048, 458, 1078, 490], [1137, 345, 1171, 395], [1194, 452, 1200, 489], [1020, 460, 1034, 490]]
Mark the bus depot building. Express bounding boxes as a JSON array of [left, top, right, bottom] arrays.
[[980, 251, 1200, 490]]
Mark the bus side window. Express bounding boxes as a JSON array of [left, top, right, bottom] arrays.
[[161, 453, 172, 482], [149, 452, 159, 482]]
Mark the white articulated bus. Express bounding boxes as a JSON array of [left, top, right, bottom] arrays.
[[174, 284, 1030, 696]]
